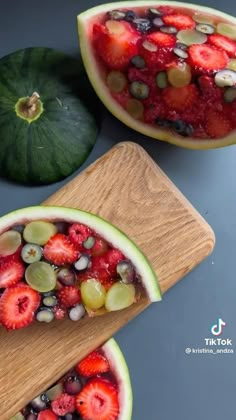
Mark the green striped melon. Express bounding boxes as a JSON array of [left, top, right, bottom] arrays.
[[11, 338, 133, 420], [77, 1, 236, 149], [0, 47, 98, 184]]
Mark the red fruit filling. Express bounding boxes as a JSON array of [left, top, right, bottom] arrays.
[[17, 345, 120, 420], [0, 219, 140, 330], [91, 5, 236, 139]]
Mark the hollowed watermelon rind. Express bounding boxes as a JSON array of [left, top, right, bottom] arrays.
[[0, 205, 161, 302], [102, 338, 133, 420], [77, 1, 236, 149]]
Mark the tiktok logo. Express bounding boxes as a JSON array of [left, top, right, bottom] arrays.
[[210, 318, 226, 336]]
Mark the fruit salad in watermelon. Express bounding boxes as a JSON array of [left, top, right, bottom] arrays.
[[78, 2, 236, 149], [10, 338, 133, 420], [0, 206, 160, 331]]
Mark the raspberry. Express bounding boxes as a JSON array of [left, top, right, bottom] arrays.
[[111, 87, 131, 107], [104, 249, 125, 276], [54, 306, 66, 320], [143, 102, 162, 124], [128, 67, 157, 91], [52, 393, 75, 416], [192, 126, 209, 139], [68, 223, 92, 249], [139, 44, 174, 71]]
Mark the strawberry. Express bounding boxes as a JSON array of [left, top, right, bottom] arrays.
[[51, 393, 75, 416], [0, 260, 24, 288], [146, 32, 176, 49], [94, 21, 140, 70], [162, 84, 198, 112], [68, 223, 92, 249], [75, 378, 119, 420], [139, 42, 174, 71], [58, 286, 81, 308], [163, 13, 195, 30], [188, 44, 228, 72], [205, 109, 232, 138], [0, 285, 40, 330], [208, 34, 236, 58], [38, 409, 58, 420], [76, 350, 110, 377], [104, 248, 125, 276], [43, 234, 78, 265]]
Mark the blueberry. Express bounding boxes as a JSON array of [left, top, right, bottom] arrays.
[[156, 118, 173, 128], [173, 120, 193, 137], [125, 10, 137, 22], [133, 18, 152, 33]]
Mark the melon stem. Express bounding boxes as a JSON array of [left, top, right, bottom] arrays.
[[27, 92, 40, 108]]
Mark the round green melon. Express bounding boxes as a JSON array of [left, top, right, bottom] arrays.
[[0, 47, 98, 184], [0, 205, 161, 302], [77, 1, 236, 149]]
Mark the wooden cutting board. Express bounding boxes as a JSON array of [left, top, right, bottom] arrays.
[[0, 142, 215, 419]]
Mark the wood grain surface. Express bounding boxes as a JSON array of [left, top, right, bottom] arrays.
[[0, 142, 215, 419]]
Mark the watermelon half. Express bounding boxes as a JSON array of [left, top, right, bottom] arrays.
[[0, 206, 161, 331], [77, 1, 236, 149], [11, 338, 133, 420]]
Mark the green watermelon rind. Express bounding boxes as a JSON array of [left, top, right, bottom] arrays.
[[77, 1, 236, 150], [0, 205, 161, 302], [102, 338, 133, 420]]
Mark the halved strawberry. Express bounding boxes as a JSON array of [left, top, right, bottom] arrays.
[[76, 350, 110, 377], [162, 84, 198, 112], [75, 378, 119, 420], [188, 44, 228, 72], [157, 6, 175, 15], [51, 393, 75, 416], [208, 34, 236, 58], [43, 234, 78, 265], [0, 246, 22, 264], [163, 13, 195, 30], [146, 32, 176, 48], [0, 260, 24, 288], [58, 286, 81, 308], [38, 409, 58, 420], [205, 109, 232, 138], [94, 21, 140, 70], [0, 285, 40, 330]]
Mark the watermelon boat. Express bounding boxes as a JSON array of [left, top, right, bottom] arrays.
[[78, 1, 236, 149], [10, 338, 133, 420], [0, 206, 161, 331]]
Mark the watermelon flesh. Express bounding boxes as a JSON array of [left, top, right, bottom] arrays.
[[11, 338, 133, 420], [0, 206, 161, 331], [78, 2, 236, 149]]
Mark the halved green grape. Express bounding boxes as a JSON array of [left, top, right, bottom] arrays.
[[105, 282, 136, 311], [126, 99, 144, 119], [224, 87, 236, 103], [25, 261, 57, 292], [107, 71, 127, 93], [192, 12, 215, 25], [156, 71, 168, 89], [0, 230, 21, 256], [217, 22, 236, 40], [177, 29, 207, 45], [227, 59, 236, 71], [9, 413, 24, 420], [21, 243, 42, 264], [81, 278, 106, 310], [23, 221, 57, 245], [167, 62, 192, 88]]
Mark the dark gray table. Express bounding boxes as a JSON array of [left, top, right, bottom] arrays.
[[1, 1, 236, 419]]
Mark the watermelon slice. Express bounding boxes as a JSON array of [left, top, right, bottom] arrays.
[[0, 206, 161, 331], [10, 338, 133, 420], [77, 1, 236, 149]]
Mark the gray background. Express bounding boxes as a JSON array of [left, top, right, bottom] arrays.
[[1, 1, 236, 419]]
